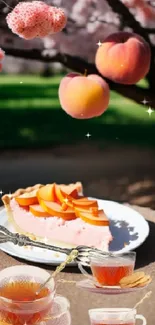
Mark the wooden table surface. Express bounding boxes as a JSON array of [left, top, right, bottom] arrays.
[[0, 205, 155, 325]]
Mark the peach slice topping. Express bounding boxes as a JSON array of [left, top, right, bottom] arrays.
[[61, 202, 68, 211], [90, 207, 99, 216], [72, 198, 98, 209], [37, 184, 56, 202], [30, 204, 50, 217], [14, 182, 108, 225], [55, 186, 78, 204], [75, 208, 109, 226], [59, 184, 80, 197], [40, 201, 76, 220], [15, 190, 38, 206]]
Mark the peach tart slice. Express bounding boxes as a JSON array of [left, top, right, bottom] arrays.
[[2, 182, 112, 250]]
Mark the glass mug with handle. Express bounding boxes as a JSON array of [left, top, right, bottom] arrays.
[[0, 265, 71, 325], [78, 252, 136, 286], [88, 308, 146, 325]]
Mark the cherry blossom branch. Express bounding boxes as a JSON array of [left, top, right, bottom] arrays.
[[106, 0, 151, 44], [1, 0, 155, 89], [3, 46, 155, 108], [144, 28, 155, 33]]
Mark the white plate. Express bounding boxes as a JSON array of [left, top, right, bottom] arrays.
[[0, 199, 149, 265], [76, 279, 150, 295]]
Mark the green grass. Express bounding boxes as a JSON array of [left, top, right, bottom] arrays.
[[0, 74, 154, 148]]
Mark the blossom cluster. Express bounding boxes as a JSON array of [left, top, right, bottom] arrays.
[[43, 0, 155, 62], [1, 0, 155, 70], [6, 1, 67, 40]]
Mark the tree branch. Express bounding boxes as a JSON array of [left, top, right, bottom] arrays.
[[1, 0, 155, 89], [144, 28, 155, 34], [106, 0, 151, 44], [2, 46, 155, 108]]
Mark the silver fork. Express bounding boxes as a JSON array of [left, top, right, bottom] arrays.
[[0, 225, 114, 266]]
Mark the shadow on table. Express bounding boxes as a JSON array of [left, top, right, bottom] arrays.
[[109, 220, 138, 251], [135, 220, 155, 269]]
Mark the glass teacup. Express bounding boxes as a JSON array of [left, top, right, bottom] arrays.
[[79, 252, 136, 286], [0, 265, 70, 325], [88, 308, 146, 325]]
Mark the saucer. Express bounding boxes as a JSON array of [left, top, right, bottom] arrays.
[[76, 279, 150, 295], [0, 295, 71, 325], [40, 295, 71, 325]]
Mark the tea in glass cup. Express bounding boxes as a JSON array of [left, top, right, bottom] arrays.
[[79, 252, 136, 286], [0, 265, 55, 325], [88, 308, 146, 325]]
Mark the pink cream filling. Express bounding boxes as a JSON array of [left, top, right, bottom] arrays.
[[10, 199, 112, 250]]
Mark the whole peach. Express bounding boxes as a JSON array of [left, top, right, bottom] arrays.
[[95, 32, 151, 85], [58, 73, 110, 119]]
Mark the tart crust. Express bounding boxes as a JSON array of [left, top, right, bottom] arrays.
[[2, 182, 83, 204]]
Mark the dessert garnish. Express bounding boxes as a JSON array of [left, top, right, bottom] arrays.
[[2, 183, 108, 226], [119, 271, 152, 288]]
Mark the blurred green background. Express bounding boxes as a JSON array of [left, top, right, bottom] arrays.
[[0, 74, 154, 149]]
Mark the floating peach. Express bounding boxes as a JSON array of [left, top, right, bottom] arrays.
[[30, 204, 50, 217], [95, 32, 151, 85], [15, 190, 38, 206], [40, 201, 76, 220], [58, 73, 110, 119], [75, 208, 109, 226]]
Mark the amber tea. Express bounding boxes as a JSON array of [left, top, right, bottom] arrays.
[[90, 252, 136, 286], [0, 265, 55, 325]]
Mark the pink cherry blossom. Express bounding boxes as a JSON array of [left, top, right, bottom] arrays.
[[2, 0, 155, 62], [121, 0, 155, 26], [6, 1, 67, 40], [49, 6, 67, 33]]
